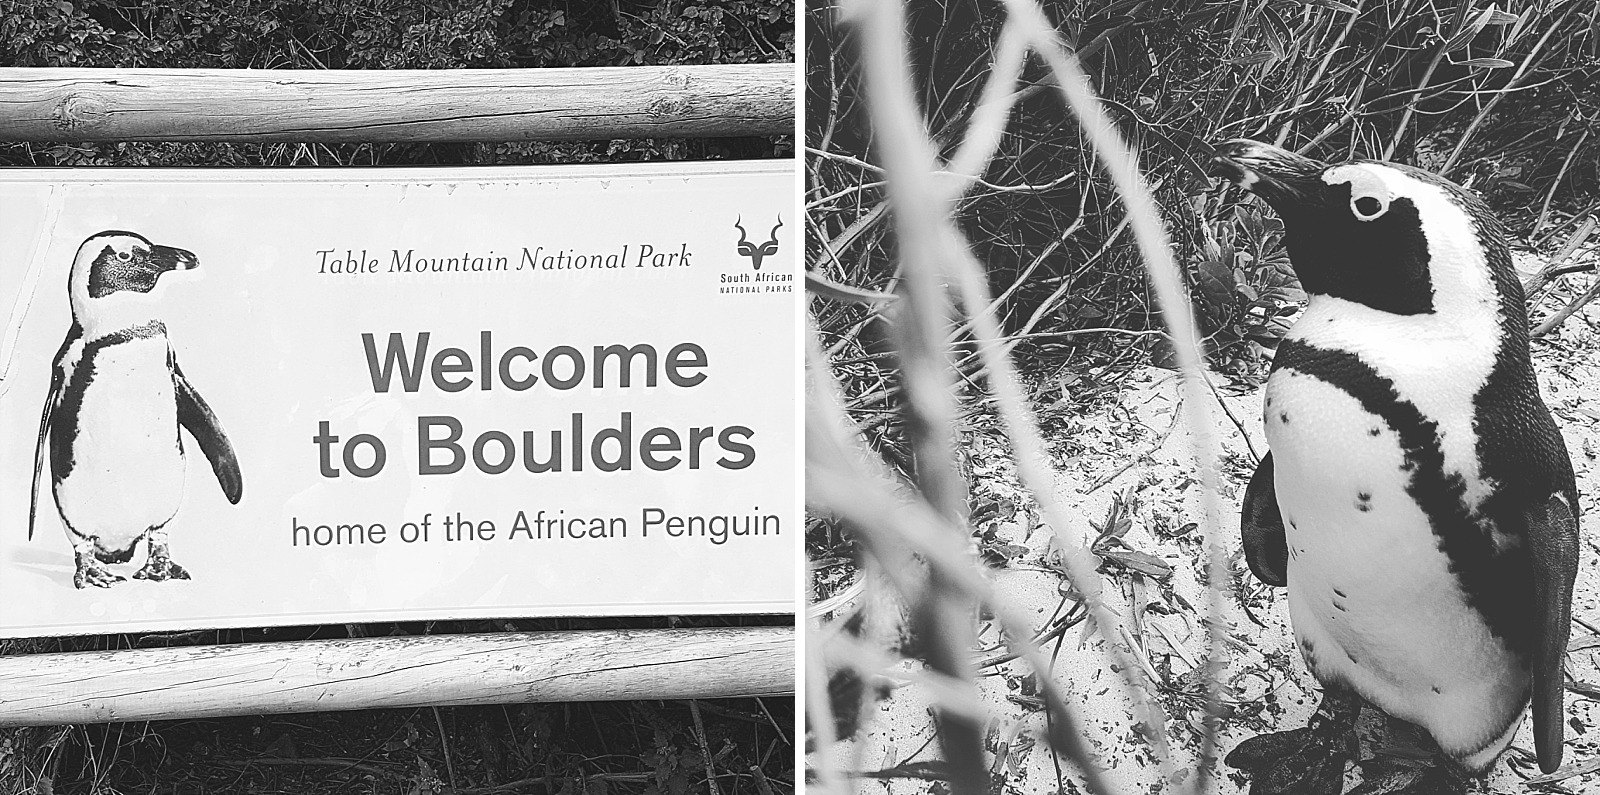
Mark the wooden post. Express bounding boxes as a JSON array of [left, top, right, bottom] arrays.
[[0, 626, 792, 726], [0, 64, 794, 142]]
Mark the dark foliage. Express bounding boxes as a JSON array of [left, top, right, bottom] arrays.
[[808, 0, 1599, 380]]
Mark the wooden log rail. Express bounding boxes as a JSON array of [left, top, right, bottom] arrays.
[[0, 626, 792, 726], [0, 64, 794, 142]]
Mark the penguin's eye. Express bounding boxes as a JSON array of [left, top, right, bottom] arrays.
[[115, 250, 133, 262], [1352, 194, 1388, 221]]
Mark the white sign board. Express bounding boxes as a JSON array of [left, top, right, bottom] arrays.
[[0, 162, 796, 637]]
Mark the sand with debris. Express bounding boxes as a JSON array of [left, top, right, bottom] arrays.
[[827, 309, 1600, 794]]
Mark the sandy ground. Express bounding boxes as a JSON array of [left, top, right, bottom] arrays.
[[823, 305, 1600, 793]]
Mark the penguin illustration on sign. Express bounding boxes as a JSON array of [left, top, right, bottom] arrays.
[[28, 231, 243, 589], [1212, 140, 1578, 793]]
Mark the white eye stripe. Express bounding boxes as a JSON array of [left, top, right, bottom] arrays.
[[1324, 162, 1399, 223], [1352, 194, 1389, 221]]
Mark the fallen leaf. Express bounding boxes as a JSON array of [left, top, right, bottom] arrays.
[[1096, 539, 1175, 580], [1525, 754, 1600, 785], [854, 761, 958, 781]]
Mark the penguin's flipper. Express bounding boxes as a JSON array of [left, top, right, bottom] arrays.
[[172, 357, 243, 504], [29, 332, 74, 541], [1241, 451, 1288, 587], [1527, 490, 1579, 774], [28, 380, 55, 541]]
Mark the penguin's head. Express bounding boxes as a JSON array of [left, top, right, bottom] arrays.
[[1209, 138, 1510, 320], [67, 231, 198, 326]]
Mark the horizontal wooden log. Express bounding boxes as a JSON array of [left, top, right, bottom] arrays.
[[0, 64, 794, 142], [0, 626, 792, 726]]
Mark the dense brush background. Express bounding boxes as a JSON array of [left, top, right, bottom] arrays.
[[0, 1, 794, 793], [807, 0, 1599, 792], [808, 0, 1597, 390]]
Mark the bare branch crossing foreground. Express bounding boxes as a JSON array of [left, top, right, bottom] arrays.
[[807, 1, 1225, 792]]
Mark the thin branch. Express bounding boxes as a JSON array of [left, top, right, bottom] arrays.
[[856, 3, 985, 792], [1002, 3, 1229, 791], [1439, 3, 1578, 177], [1532, 275, 1600, 338]]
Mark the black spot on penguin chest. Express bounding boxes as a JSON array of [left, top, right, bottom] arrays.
[[1273, 338, 1539, 659]]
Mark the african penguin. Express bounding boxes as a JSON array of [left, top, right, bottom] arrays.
[[1212, 140, 1578, 781], [28, 231, 243, 589]]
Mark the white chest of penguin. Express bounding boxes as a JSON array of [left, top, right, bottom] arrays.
[[54, 334, 187, 548], [1263, 299, 1526, 762]]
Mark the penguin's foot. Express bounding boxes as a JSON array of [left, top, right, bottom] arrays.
[[1346, 756, 1468, 795], [132, 557, 190, 581], [133, 530, 191, 582], [1227, 727, 1354, 794], [1346, 716, 1472, 794], [72, 553, 126, 589], [1226, 690, 1361, 795]]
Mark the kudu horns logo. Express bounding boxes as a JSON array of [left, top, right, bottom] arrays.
[[734, 215, 783, 270]]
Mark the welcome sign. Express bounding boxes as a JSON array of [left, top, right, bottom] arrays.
[[0, 162, 796, 637]]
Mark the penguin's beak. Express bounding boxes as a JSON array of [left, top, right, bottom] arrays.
[[1209, 138, 1330, 209], [151, 245, 198, 272]]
